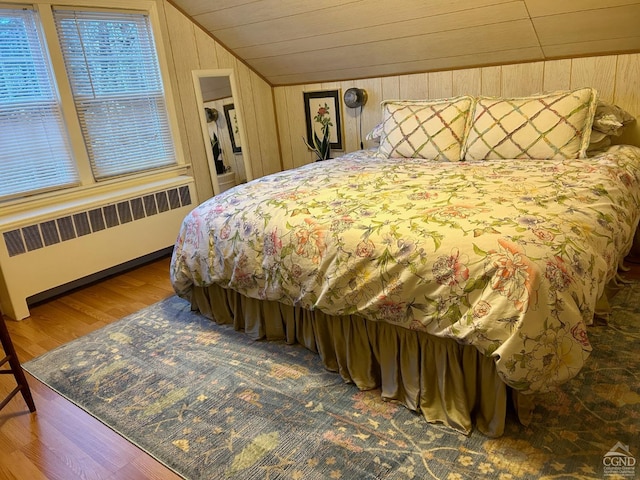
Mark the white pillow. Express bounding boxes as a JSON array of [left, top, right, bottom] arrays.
[[464, 88, 598, 160], [378, 96, 474, 161], [365, 122, 383, 142]]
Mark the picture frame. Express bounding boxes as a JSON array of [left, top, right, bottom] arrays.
[[303, 90, 343, 151], [223, 103, 241, 153]]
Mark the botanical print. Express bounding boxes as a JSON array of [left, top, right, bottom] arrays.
[[304, 102, 333, 161], [171, 145, 640, 395], [303, 90, 343, 152], [314, 102, 332, 134]]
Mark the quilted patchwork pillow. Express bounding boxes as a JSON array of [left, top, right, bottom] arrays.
[[378, 96, 474, 161], [464, 88, 598, 161]]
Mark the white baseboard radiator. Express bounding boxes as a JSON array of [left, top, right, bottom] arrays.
[[0, 179, 196, 320]]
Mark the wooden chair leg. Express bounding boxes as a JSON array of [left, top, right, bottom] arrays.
[[0, 317, 36, 413]]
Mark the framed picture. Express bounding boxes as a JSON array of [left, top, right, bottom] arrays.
[[223, 103, 241, 153], [304, 90, 343, 151]]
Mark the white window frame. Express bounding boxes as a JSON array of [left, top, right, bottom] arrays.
[[1, 0, 187, 217]]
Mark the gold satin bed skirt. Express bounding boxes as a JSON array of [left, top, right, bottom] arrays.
[[189, 284, 535, 437]]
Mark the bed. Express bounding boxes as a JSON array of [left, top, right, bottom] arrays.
[[170, 88, 640, 437]]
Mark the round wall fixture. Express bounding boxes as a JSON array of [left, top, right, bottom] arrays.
[[205, 107, 218, 123], [343, 88, 367, 108]]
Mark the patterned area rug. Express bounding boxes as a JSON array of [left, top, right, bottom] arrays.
[[24, 283, 640, 480]]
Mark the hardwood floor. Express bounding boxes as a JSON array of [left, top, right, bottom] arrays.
[[0, 256, 181, 480], [0, 254, 639, 479]]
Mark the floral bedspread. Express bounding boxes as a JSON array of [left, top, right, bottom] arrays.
[[171, 145, 640, 394]]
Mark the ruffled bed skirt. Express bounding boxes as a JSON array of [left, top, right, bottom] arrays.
[[189, 284, 535, 437]]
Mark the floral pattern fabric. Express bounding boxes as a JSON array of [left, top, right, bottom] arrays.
[[171, 145, 640, 395]]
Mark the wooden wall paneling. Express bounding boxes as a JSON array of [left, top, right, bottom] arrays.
[[399, 73, 428, 100], [337, 81, 359, 155], [524, 0, 639, 18], [204, 0, 517, 51], [543, 37, 640, 60], [272, 53, 640, 171], [273, 87, 294, 171], [264, 44, 536, 86], [157, 2, 182, 129], [381, 76, 400, 101], [195, 0, 349, 32], [543, 59, 571, 92], [320, 81, 341, 93], [501, 62, 544, 97], [570, 56, 617, 102], [614, 54, 640, 115], [318, 81, 346, 156], [289, 85, 317, 167], [236, 62, 262, 179], [533, 4, 640, 49], [428, 71, 453, 99], [481, 66, 502, 96], [165, 4, 214, 201], [214, 42, 237, 70], [452, 68, 482, 97], [337, 78, 381, 152], [174, 0, 639, 88], [157, 1, 191, 187], [614, 53, 640, 146], [245, 19, 540, 83], [251, 71, 282, 175], [232, 1, 528, 64], [184, 0, 251, 17], [534, 3, 640, 59], [357, 77, 383, 150], [195, 28, 218, 69]]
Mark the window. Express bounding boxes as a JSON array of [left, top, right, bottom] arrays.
[[54, 9, 176, 180], [0, 5, 177, 203], [0, 8, 78, 199]]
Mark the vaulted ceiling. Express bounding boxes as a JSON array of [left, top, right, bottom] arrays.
[[170, 0, 640, 86]]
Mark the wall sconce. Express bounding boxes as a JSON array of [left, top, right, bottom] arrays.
[[205, 107, 218, 123], [344, 88, 367, 149], [343, 88, 367, 109]]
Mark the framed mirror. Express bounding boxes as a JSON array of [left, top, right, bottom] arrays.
[[192, 69, 252, 196]]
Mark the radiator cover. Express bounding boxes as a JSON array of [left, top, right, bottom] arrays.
[[0, 181, 195, 320]]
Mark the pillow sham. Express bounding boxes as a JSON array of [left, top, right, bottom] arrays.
[[592, 101, 635, 136], [365, 121, 384, 142], [464, 87, 598, 161], [586, 134, 612, 156], [378, 96, 474, 161]]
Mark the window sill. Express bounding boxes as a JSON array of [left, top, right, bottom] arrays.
[[0, 166, 194, 230]]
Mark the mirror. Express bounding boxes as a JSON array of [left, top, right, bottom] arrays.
[[192, 69, 252, 196]]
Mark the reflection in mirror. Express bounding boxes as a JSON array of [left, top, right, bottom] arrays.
[[192, 69, 252, 196]]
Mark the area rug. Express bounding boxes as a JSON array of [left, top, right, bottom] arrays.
[[24, 283, 640, 480]]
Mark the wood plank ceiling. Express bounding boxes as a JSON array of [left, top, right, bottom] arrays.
[[170, 0, 640, 86]]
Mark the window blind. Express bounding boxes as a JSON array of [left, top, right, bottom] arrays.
[[53, 9, 176, 180], [0, 8, 78, 200]]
